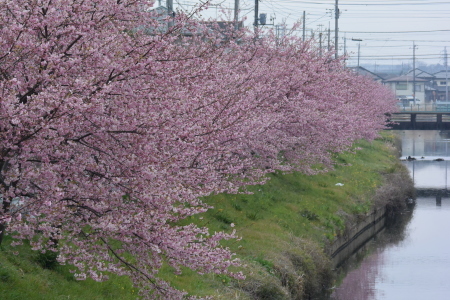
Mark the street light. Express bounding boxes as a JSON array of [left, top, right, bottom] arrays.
[[352, 38, 362, 67]]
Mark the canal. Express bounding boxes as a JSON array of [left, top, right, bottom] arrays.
[[330, 130, 450, 300]]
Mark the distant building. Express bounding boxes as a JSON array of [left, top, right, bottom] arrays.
[[379, 68, 444, 103], [384, 75, 428, 103], [348, 66, 384, 83], [432, 70, 450, 101], [405, 68, 435, 81], [403, 68, 437, 102]]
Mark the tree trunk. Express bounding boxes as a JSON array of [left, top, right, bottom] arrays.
[[0, 199, 11, 246], [0, 222, 6, 246]]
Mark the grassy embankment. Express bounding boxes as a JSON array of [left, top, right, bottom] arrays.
[[0, 131, 413, 299]]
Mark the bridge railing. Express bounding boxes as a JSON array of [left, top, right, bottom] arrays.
[[397, 101, 450, 112]]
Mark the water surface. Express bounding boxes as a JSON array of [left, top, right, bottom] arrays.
[[330, 130, 450, 300]]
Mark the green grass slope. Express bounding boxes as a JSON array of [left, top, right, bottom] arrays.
[[0, 132, 411, 299]]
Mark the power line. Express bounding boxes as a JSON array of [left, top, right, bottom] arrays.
[[342, 29, 450, 34], [281, 0, 449, 5], [168, 0, 450, 64]]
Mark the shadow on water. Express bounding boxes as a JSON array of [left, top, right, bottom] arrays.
[[328, 205, 414, 300], [322, 131, 450, 300], [326, 202, 416, 300]]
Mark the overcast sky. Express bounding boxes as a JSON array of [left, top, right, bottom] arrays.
[[155, 0, 450, 70]]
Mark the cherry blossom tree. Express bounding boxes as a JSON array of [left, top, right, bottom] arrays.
[[0, 0, 397, 298]]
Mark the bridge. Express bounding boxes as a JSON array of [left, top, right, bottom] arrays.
[[415, 189, 450, 206], [388, 102, 450, 130]]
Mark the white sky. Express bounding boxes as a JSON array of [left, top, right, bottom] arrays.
[[155, 0, 450, 69]]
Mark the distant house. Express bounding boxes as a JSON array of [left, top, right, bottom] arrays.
[[404, 68, 437, 102], [433, 70, 450, 101], [405, 68, 435, 81], [384, 75, 428, 103], [132, 5, 171, 35], [348, 66, 384, 83]]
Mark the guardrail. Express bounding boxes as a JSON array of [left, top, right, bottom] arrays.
[[397, 102, 450, 112]]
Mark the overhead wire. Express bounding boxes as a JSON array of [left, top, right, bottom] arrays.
[[166, 0, 450, 64]]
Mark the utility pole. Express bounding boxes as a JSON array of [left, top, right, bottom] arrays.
[[317, 23, 323, 38], [319, 32, 323, 57], [234, 0, 240, 30], [302, 11, 306, 41], [328, 26, 331, 51], [275, 24, 280, 46], [167, 0, 173, 29], [357, 42, 361, 66], [254, 0, 259, 29], [445, 47, 448, 101], [318, 24, 323, 55], [413, 41, 417, 104], [352, 38, 362, 67], [335, 0, 339, 59], [343, 36, 346, 62]]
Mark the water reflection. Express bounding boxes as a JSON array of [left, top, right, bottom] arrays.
[[330, 130, 450, 300], [401, 130, 450, 158], [330, 251, 383, 300], [406, 160, 449, 189], [330, 209, 414, 300], [401, 130, 450, 189], [370, 197, 450, 300]]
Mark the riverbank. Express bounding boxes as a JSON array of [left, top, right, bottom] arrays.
[[0, 132, 413, 299]]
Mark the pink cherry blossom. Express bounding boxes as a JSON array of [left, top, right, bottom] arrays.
[[0, 1, 397, 298]]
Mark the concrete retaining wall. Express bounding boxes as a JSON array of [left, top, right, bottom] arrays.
[[328, 207, 387, 268]]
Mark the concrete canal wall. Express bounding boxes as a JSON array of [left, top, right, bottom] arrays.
[[328, 207, 387, 268]]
